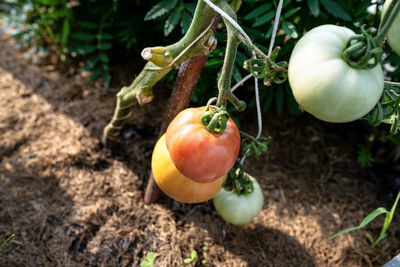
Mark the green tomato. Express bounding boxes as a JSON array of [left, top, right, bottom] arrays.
[[213, 174, 264, 226], [288, 25, 384, 123], [382, 0, 400, 56]]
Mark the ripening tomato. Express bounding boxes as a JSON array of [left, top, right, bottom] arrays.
[[382, 0, 400, 56], [288, 25, 384, 123], [213, 174, 264, 226], [165, 106, 240, 183], [151, 134, 226, 203]]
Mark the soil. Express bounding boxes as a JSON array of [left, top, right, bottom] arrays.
[[1, 32, 400, 267]]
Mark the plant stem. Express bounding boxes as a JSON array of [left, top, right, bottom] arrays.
[[213, 0, 246, 111], [375, 0, 400, 44], [237, 34, 269, 61], [216, 29, 239, 107], [384, 80, 400, 87], [102, 0, 218, 147]]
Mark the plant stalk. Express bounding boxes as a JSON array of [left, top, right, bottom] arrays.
[[376, 0, 400, 44], [102, 0, 219, 147]]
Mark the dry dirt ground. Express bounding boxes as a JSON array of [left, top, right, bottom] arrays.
[[1, 33, 400, 267]]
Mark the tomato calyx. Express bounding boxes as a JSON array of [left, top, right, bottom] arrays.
[[223, 168, 254, 195], [364, 85, 400, 134], [342, 26, 382, 70], [240, 131, 271, 157], [200, 105, 230, 134], [243, 47, 288, 86]]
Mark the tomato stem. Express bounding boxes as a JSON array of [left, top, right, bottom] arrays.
[[342, 26, 382, 70], [376, 0, 400, 45], [213, 1, 246, 111], [384, 81, 400, 87]]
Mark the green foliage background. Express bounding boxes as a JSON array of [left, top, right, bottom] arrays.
[[1, 0, 399, 114]]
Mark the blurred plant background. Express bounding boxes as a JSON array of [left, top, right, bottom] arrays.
[[1, 0, 400, 167]]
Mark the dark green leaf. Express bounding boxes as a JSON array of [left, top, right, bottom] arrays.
[[232, 64, 242, 83], [184, 3, 196, 14], [320, 0, 351, 21], [282, 0, 293, 9], [164, 5, 183, 36], [88, 66, 102, 82], [99, 42, 112, 50], [276, 88, 284, 115], [69, 32, 96, 41], [307, 0, 319, 17], [76, 20, 98, 30], [70, 44, 97, 55], [36, 0, 64, 6], [180, 11, 192, 34], [144, 0, 178, 21], [61, 18, 69, 45], [103, 71, 110, 88], [235, 50, 247, 67], [101, 33, 113, 40], [283, 7, 301, 19], [252, 11, 275, 27], [81, 57, 99, 72], [263, 88, 274, 112], [43, 9, 69, 19], [206, 58, 223, 67], [98, 53, 109, 62], [244, 3, 272, 20], [281, 21, 298, 38]]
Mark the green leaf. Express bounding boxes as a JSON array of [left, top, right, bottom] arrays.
[[263, 88, 274, 112], [184, 250, 197, 263], [184, 3, 196, 14], [36, 0, 64, 6], [146, 252, 155, 262], [283, 7, 301, 19], [252, 11, 275, 27], [76, 20, 98, 30], [180, 11, 192, 34], [144, 0, 178, 21], [98, 53, 109, 63], [281, 21, 298, 39], [276, 88, 284, 115], [307, 0, 319, 17], [70, 32, 97, 41], [81, 57, 99, 72], [327, 207, 389, 241], [232, 64, 242, 83], [244, 3, 272, 20], [43, 9, 69, 19], [101, 33, 113, 40], [206, 58, 223, 67], [70, 44, 97, 55], [320, 0, 351, 21], [164, 5, 183, 36], [88, 66, 102, 82], [61, 18, 70, 45], [99, 42, 112, 50], [103, 71, 110, 88], [140, 252, 155, 267]]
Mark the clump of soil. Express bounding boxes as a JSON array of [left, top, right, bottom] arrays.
[[0, 33, 399, 267]]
